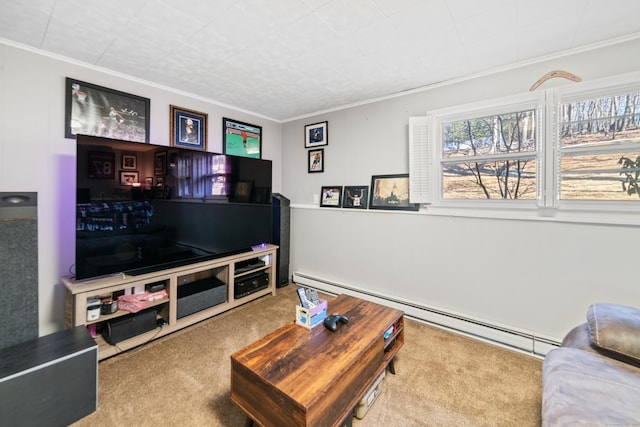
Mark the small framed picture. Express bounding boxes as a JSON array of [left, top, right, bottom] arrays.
[[170, 105, 208, 151], [144, 177, 153, 188], [342, 186, 369, 209], [154, 151, 167, 176], [320, 186, 343, 207], [369, 174, 419, 211], [223, 117, 262, 159], [120, 171, 139, 186], [305, 121, 328, 148], [121, 154, 137, 170], [308, 148, 324, 173]]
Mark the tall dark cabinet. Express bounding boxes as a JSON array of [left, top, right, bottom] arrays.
[[0, 193, 98, 426], [271, 193, 290, 287]]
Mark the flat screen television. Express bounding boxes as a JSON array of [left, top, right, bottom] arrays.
[[75, 134, 272, 281]]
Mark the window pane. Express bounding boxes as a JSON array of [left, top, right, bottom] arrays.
[[559, 92, 640, 148], [442, 110, 537, 159], [559, 89, 640, 202], [560, 152, 640, 200], [442, 159, 537, 200]]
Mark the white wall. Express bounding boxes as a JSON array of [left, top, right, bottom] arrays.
[[0, 42, 282, 335], [3, 36, 640, 342], [281, 37, 640, 342]]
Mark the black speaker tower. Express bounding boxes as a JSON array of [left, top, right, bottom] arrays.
[[271, 193, 290, 287], [0, 192, 38, 348]]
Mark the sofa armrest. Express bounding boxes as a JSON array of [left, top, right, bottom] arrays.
[[587, 303, 640, 367]]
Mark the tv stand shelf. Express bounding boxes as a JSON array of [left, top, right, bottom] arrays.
[[86, 296, 169, 326], [63, 245, 278, 360]]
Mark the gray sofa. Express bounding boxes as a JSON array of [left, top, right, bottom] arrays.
[[542, 303, 640, 426]]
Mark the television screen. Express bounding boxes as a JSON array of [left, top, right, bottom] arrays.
[[75, 135, 272, 280]]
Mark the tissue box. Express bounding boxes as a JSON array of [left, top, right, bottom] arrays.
[[295, 298, 327, 329]]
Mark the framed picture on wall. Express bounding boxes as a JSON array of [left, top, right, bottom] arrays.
[[369, 174, 419, 211], [87, 151, 115, 179], [170, 105, 208, 151], [342, 185, 368, 209], [223, 117, 262, 159], [154, 151, 167, 176], [304, 121, 328, 148], [119, 171, 139, 186], [320, 186, 343, 207], [121, 154, 137, 170], [308, 148, 324, 173], [65, 77, 150, 142]]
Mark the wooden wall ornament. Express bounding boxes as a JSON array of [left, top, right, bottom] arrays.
[[529, 70, 582, 91]]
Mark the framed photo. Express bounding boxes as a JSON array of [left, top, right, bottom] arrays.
[[120, 171, 139, 186], [65, 77, 150, 142], [369, 174, 419, 211], [223, 117, 262, 159], [121, 154, 137, 170], [154, 151, 167, 176], [320, 186, 343, 207], [308, 148, 324, 173], [305, 121, 328, 148], [343, 186, 369, 209], [170, 105, 208, 150], [87, 151, 115, 179]]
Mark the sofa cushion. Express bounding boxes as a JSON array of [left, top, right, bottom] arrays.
[[542, 347, 640, 426], [560, 323, 598, 352], [587, 303, 640, 366]]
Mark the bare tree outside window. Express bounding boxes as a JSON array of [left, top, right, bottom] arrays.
[[441, 110, 537, 200], [559, 91, 640, 201]]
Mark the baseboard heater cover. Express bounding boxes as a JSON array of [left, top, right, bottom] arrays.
[[292, 272, 559, 357]]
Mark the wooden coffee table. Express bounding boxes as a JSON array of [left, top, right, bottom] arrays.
[[230, 294, 404, 427]]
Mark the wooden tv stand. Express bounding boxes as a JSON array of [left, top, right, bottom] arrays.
[[231, 294, 404, 427], [63, 245, 277, 360]]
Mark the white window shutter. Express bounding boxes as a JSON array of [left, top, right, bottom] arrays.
[[409, 116, 431, 203]]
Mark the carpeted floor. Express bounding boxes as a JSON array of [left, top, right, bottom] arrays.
[[71, 285, 542, 426]]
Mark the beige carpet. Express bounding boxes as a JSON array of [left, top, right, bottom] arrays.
[[71, 285, 542, 427]]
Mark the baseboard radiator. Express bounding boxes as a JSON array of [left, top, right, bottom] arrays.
[[292, 272, 559, 357]]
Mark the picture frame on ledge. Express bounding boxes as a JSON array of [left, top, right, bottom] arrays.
[[305, 121, 328, 148], [342, 185, 369, 209], [223, 117, 262, 159], [65, 77, 150, 143], [320, 186, 343, 208], [170, 105, 208, 151], [369, 174, 419, 211], [308, 148, 324, 173]]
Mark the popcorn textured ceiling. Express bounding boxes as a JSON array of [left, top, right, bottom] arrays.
[[1, 0, 640, 121]]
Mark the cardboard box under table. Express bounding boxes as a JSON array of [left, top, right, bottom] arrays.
[[295, 299, 327, 329]]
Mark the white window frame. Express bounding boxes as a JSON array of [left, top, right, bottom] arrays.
[[552, 75, 640, 213], [428, 91, 545, 208], [411, 71, 640, 226]]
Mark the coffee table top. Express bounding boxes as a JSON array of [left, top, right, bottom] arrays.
[[231, 294, 404, 427]]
